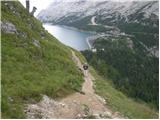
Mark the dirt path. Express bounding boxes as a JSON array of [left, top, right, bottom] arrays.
[[25, 50, 125, 119]]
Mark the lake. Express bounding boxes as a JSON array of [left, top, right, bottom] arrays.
[[43, 24, 94, 51]]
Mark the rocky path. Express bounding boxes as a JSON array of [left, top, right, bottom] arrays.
[[25, 50, 125, 119]]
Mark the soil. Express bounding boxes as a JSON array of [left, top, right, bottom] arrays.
[[24, 50, 125, 119]]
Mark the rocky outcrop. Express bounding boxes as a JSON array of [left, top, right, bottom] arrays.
[[32, 39, 41, 48], [1, 21, 17, 33]]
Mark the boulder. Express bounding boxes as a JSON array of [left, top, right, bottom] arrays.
[[1, 21, 17, 33], [32, 39, 41, 48]]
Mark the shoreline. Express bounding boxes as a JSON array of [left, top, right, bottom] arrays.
[[86, 34, 102, 50], [43, 23, 96, 34], [86, 38, 92, 49], [43, 23, 99, 51]]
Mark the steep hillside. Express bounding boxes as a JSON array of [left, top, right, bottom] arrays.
[[82, 38, 159, 109], [1, 1, 159, 119], [1, 1, 83, 118], [37, 0, 159, 109], [38, 0, 158, 25], [89, 67, 158, 119]]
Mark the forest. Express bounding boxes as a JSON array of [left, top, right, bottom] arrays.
[[82, 36, 159, 109]]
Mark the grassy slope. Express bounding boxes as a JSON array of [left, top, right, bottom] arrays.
[[1, 1, 83, 118], [74, 45, 158, 118], [89, 67, 158, 119], [71, 39, 159, 118], [1, 1, 158, 119], [71, 47, 87, 64]]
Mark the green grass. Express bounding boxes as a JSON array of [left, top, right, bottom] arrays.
[[89, 67, 158, 119], [1, 1, 83, 118], [1, 1, 159, 119], [71, 48, 87, 64]]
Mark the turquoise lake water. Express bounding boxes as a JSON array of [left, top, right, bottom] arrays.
[[43, 24, 93, 51]]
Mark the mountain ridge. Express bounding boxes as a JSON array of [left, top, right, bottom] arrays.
[[37, 0, 158, 25]]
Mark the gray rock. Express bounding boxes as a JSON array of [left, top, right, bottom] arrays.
[[4, 3, 8, 6], [32, 39, 41, 48], [8, 96, 13, 102], [9, 5, 14, 10], [40, 31, 45, 36], [13, 10, 20, 17], [1, 21, 17, 33], [104, 111, 112, 117], [40, 31, 45, 39], [93, 114, 101, 119], [17, 32, 27, 39]]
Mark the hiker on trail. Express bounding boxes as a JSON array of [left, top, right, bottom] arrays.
[[83, 63, 88, 77]]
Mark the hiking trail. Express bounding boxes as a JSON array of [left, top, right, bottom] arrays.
[[25, 50, 125, 119]]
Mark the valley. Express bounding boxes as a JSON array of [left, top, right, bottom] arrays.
[[1, 0, 159, 119], [38, 0, 159, 112]]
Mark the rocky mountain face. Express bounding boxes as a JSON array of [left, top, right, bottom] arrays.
[[37, 0, 158, 26], [38, 0, 159, 56]]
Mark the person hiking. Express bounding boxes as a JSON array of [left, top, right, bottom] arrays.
[[83, 63, 88, 77]]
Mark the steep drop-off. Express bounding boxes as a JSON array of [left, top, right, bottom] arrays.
[[1, 1, 84, 118], [1, 1, 158, 119]]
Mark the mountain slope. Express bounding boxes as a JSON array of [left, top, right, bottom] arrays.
[[25, 50, 125, 119], [1, 1, 84, 118], [89, 67, 158, 119], [38, 0, 158, 26], [38, 0, 159, 108], [1, 1, 158, 119], [38, 0, 159, 53]]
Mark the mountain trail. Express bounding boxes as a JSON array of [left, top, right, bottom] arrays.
[[25, 50, 126, 119]]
